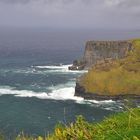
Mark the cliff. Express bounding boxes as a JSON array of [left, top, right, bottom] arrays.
[[74, 39, 140, 100], [69, 40, 132, 70]]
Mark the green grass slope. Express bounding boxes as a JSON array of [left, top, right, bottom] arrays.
[[14, 108, 140, 140], [80, 39, 140, 95]]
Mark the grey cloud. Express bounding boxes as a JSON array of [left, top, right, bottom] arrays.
[[0, 0, 32, 4], [118, 0, 140, 10], [1, 0, 140, 8], [105, 0, 140, 8], [0, 0, 139, 29], [105, 0, 140, 17], [0, 0, 94, 4]]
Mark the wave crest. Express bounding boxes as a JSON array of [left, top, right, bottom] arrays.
[[0, 86, 84, 101]]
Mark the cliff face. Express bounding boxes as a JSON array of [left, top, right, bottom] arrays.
[[84, 41, 132, 69], [69, 40, 132, 70]]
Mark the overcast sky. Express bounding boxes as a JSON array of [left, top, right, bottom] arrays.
[[0, 0, 140, 29]]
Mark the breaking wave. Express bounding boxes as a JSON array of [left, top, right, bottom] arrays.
[[34, 64, 72, 69], [0, 64, 87, 75], [0, 85, 83, 101], [0, 64, 122, 111], [33, 64, 88, 74], [0, 84, 115, 103], [0, 84, 123, 111], [0, 64, 87, 101]]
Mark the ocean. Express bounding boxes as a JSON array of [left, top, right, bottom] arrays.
[[0, 28, 140, 138]]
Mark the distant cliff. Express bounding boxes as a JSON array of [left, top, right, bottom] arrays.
[[69, 40, 132, 70], [74, 39, 140, 100]]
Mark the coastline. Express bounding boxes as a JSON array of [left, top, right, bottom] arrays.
[[71, 39, 140, 101]]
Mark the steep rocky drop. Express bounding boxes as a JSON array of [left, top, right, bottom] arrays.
[[69, 40, 132, 70]]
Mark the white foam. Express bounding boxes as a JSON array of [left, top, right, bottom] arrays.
[[0, 85, 113, 104], [35, 64, 72, 69], [47, 87, 84, 101], [86, 100, 115, 104], [0, 85, 116, 105], [0, 86, 120, 110], [34, 64, 87, 74], [0, 86, 84, 101], [0, 84, 116, 106], [7, 64, 87, 75]]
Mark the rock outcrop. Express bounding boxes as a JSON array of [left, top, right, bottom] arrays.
[[69, 40, 132, 70], [74, 39, 140, 100], [68, 59, 85, 70]]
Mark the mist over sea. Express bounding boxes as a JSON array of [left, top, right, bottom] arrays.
[[0, 28, 140, 137]]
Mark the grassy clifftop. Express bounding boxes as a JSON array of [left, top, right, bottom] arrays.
[[80, 39, 140, 96]]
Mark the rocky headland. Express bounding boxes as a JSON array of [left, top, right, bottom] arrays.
[[69, 40, 132, 70], [70, 39, 140, 100]]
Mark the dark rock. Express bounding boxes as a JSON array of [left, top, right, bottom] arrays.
[[68, 59, 85, 70]]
